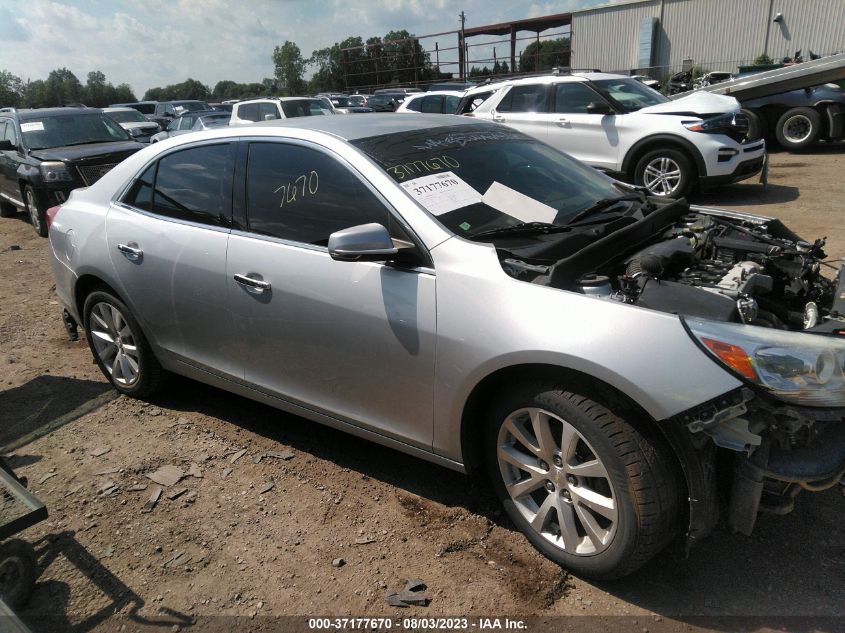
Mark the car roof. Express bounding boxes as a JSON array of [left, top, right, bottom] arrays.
[[238, 97, 323, 104], [177, 110, 220, 118], [243, 112, 487, 141], [406, 90, 466, 99], [463, 72, 633, 95], [103, 107, 144, 113]]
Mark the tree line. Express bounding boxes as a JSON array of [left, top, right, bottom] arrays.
[[0, 32, 571, 109]]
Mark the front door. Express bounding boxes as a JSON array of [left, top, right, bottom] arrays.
[[227, 140, 437, 448], [547, 82, 620, 171]]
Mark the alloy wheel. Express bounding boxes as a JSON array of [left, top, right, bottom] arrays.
[[89, 301, 141, 386], [25, 188, 41, 233], [642, 156, 682, 196], [783, 114, 813, 143], [497, 407, 618, 556]]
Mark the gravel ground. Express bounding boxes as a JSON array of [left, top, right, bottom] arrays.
[[1, 144, 844, 633]]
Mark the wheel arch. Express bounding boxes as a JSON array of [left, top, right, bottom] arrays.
[[459, 362, 716, 543], [622, 134, 706, 179], [73, 274, 128, 322]]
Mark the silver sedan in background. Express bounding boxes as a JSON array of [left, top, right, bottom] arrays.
[[150, 110, 231, 143], [47, 115, 845, 578]]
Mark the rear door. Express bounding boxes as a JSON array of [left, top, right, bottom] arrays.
[[489, 83, 553, 142], [0, 120, 19, 203], [107, 141, 239, 376], [226, 139, 437, 447]]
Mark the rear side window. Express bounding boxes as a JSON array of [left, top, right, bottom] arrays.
[[444, 95, 461, 113], [137, 144, 234, 227], [238, 103, 260, 122], [421, 96, 443, 114], [258, 102, 279, 121], [498, 84, 548, 113], [246, 142, 388, 246], [123, 163, 156, 211]]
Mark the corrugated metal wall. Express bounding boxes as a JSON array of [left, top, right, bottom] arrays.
[[572, 0, 845, 78], [571, 0, 659, 73]]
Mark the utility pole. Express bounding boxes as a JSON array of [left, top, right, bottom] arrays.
[[459, 10, 466, 80]]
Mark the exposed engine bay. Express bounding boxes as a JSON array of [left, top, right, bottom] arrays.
[[502, 200, 845, 334]]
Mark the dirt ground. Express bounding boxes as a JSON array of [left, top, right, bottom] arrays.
[[1, 145, 844, 633]]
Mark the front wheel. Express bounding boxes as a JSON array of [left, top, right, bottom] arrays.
[[485, 384, 680, 579], [24, 185, 47, 237], [0, 539, 37, 609], [775, 107, 821, 150], [633, 148, 694, 198], [83, 290, 165, 398]]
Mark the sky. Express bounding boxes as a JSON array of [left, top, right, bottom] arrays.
[[0, 0, 618, 96]]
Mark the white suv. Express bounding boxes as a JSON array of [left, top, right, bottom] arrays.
[[229, 97, 333, 125], [460, 73, 766, 198]]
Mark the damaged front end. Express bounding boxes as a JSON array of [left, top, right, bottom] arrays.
[[498, 198, 845, 537]]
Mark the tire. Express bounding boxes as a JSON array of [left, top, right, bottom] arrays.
[[23, 185, 47, 237], [83, 290, 165, 398], [0, 539, 37, 609], [484, 383, 680, 579], [633, 148, 694, 198], [740, 108, 764, 141], [775, 107, 822, 150]]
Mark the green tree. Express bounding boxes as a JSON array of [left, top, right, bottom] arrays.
[[113, 83, 136, 103], [0, 70, 22, 107], [44, 68, 83, 105], [273, 41, 306, 96], [754, 53, 774, 65], [143, 78, 210, 101], [519, 38, 570, 73], [84, 70, 108, 107]]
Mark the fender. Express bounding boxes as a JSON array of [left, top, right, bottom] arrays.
[[622, 134, 707, 177]]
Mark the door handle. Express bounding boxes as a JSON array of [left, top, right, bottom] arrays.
[[492, 114, 505, 122], [117, 242, 143, 262], [234, 273, 271, 292], [556, 118, 571, 127]]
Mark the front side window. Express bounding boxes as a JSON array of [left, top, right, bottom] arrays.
[[246, 142, 388, 246], [444, 95, 461, 113], [178, 116, 195, 130], [554, 83, 602, 114], [497, 84, 548, 113], [141, 144, 233, 227], [1, 120, 16, 145], [405, 97, 422, 112]]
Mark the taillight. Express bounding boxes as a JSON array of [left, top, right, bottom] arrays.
[[46, 205, 61, 230]]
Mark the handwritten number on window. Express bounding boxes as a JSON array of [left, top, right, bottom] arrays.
[[274, 170, 319, 208]]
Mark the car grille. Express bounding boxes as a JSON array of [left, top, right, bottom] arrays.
[[77, 163, 118, 186]]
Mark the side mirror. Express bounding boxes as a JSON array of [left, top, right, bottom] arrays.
[[586, 101, 613, 115], [328, 223, 399, 262], [263, 114, 276, 121], [0, 139, 14, 151]]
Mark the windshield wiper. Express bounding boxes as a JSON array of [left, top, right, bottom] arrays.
[[566, 194, 645, 225], [471, 221, 572, 239]]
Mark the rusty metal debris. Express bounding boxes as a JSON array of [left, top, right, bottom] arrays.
[[386, 578, 431, 608]]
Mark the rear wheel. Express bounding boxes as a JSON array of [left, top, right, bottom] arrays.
[[775, 107, 821, 150], [485, 383, 680, 579], [83, 290, 165, 398], [633, 148, 694, 198], [24, 185, 47, 237]]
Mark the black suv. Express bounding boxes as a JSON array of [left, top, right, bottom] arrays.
[[0, 107, 143, 236]]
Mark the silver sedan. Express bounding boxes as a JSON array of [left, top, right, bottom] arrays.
[[47, 115, 845, 579]]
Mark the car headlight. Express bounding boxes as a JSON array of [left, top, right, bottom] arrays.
[[683, 112, 741, 134], [39, 161, 73, 183], [685, 317, 845, 407]]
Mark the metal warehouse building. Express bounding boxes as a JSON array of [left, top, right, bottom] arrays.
[[570, 0, 845, 78]]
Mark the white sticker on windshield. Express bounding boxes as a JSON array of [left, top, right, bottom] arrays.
[[20, 121, 44, 132], [400, 171, 481, 216], [481, 182, 558, 224]]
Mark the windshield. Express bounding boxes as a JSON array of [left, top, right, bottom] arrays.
[[199, 115, 230, 128], [352, 124, 624, 238], [173, 101, 209, 113], [280, 99, 333, 117], [591, 78, 668, 112], [21, 114, 130, 150], [332, 97, 352, 107], [107, 110, 148, 124]]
